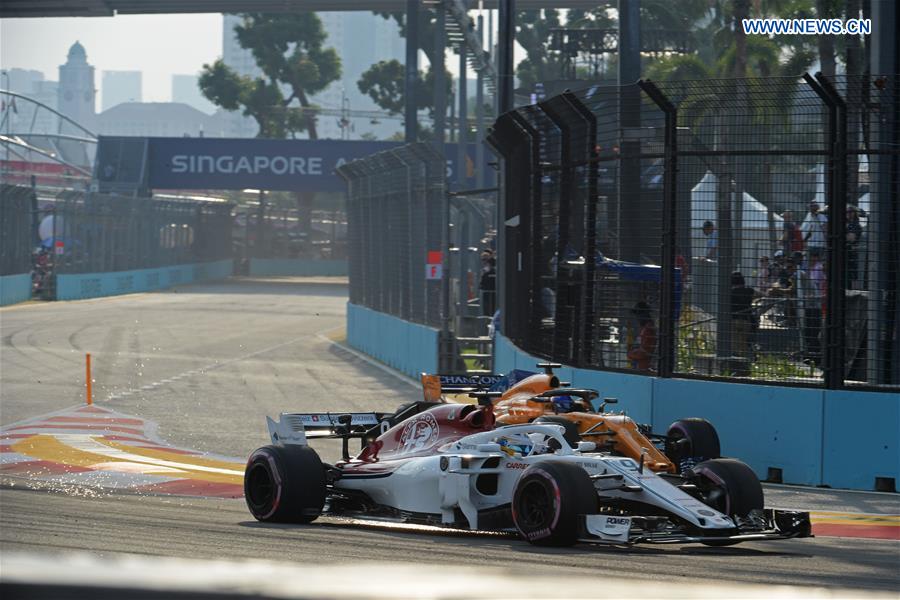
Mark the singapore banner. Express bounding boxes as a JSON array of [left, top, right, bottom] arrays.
[[139, 137, 484, 193]]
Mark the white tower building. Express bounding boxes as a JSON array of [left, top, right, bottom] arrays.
[[57, 41, 96, 130]]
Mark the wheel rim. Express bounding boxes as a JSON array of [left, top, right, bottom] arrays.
[[246, 462, 275, 512], [517, 480, 554, 529]]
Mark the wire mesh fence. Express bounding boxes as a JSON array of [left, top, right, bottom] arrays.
[[46, 192, 233, 275], [338, 143, 447, 329], [0, 184, 35, 276], [234, 204, 347, 269], [489, 74, 899, 390]]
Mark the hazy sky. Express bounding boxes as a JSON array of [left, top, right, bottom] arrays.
[[1, 12, 501, 107], [1, 14, 223, 104]]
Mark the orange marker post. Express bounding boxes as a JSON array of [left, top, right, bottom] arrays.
[[85, 352, 93, 405]]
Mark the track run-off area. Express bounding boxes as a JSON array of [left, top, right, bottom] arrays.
[[1, 277, 898, 596]]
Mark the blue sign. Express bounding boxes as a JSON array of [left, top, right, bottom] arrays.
[[145, 137, 489, 193]]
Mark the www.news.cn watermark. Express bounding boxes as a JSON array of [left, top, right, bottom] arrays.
[[743, 18, 872, 36]]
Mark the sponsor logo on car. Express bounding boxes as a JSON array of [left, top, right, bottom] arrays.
[[398, 413, 440, 454]]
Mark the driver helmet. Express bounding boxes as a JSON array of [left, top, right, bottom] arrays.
[[552, 395, 575, 414]]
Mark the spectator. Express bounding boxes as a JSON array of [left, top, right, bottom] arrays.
[[801, 201, 828, 259], [781, 210, 804, 255], [730, 271, 755, 359], [702, 221, 717, 260], [846, 206, 862, 288], [753, 256, 775, 294], [795, 255, 822, 364], [627, 301, 657, 371], [480, 255, 496, 316]]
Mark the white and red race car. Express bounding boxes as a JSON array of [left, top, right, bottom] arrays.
[[244, 398, 810, 546]]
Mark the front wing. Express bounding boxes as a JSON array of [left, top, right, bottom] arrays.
[[579, 508, 812, 545]]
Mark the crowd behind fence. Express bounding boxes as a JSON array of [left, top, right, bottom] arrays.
[[338, 143, 447, 329], [488, 74, 899, 390]]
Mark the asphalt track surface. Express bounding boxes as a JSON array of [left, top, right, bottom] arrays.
[[1, 277, 898, 596]]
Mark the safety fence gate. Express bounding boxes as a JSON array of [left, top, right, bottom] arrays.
[[488, 74, 899, 391]]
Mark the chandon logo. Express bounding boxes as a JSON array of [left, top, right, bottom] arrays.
[[170, 154, 324, 176]]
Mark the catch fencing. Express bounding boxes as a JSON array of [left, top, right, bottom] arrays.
[[1, 185, 234, 299], [0, 184, 34, 276], [488, 74, 899, 390], [48, 192, 233, 275], [338, 143, 447, 329]]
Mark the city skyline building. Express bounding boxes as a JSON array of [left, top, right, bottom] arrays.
[[172, 74, 216, 115], [57, 41, 96, 130], [101, 70, 142, 111]]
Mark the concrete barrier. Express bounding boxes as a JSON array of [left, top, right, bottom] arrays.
[[249, 258, 347, 277], [0, 273, 31, 306], [55, 259, 234, 301], [346, 303, 438, 379], [494, 334, 898, 491]]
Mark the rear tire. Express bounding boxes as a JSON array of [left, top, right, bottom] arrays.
[[690, 458, 764, 546], [511, 460, 596, 546], [533, 416, 581, 448], [244, 444, 326, 523], [666, 418, 721, 465]]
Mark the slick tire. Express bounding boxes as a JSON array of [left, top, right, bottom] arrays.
[[244, 444, 326, 524], [666, 418, 721, 464], [512, 460, 596, 547], [533, 416, 581, 448], [691, 458, 764, 547]]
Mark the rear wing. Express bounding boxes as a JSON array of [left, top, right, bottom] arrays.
[[420, 370, 539, 402], [420, 374, 506, 402], [267, 412, 390, 446]]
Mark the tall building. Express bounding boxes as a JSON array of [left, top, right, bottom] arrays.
[[220, 12, 404, 140], [3, 68, 44, 97], [172, 74, 215, 115], [101, 70, 142, 111], [57, 41, 96, 130]]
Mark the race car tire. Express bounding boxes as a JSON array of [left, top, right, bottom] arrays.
[[665, 418, 721, 465], [244, 444, 326, 524], [512, 460, 596, 547], [690, 458, 764, 546], [533, 416, 581, 448]]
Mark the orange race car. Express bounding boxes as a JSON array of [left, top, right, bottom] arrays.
[[421, 363, 721, 475]]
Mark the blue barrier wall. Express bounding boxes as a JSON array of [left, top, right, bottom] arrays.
[[495, 334, 898, 491], [346, 303, 438, 379], [249, 258, 347, 277], [56, 259, 233, 301], [0, 273, 31, 306]]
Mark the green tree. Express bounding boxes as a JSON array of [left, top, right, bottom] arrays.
[[356, 10, 453, 134], [199, 13, 341, 139]]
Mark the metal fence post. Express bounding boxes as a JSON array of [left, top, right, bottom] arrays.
[[806, 73, 847, 389], [639, 79, 677, 378]]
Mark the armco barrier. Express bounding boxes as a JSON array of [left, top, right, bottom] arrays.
[[249, 258, 347, 277], [495, 334, 898, 491], [0, 273, 31, 306], [55, 259, 233, 301], [346, 303, 439, 379]]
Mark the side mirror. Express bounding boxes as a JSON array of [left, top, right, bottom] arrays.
[[576, 441, 597, 453], [599, 398, 618, 412]]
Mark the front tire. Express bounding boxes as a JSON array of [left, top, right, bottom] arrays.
[[244, 444, 326, 523], [511, 460, 596, 546], [690, 458, 764, 546], [666, 418, 721, 466]]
